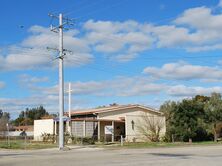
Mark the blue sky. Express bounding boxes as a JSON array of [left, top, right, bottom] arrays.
[[1, 0, 222, 118]]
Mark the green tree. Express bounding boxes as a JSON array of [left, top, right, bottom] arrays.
[[13, 105, 49, 126], [159, 101, 177, 141], [204, 93, 222, 142], [0, 110, 10, 131], [172, 99, 203, 142]]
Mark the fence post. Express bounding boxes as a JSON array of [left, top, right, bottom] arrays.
[[121, 135, 123, 146], [25, 136, 27, 150]]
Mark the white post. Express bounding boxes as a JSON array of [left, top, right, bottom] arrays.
[[54, 121, 57, 135], [121, 135, 123, 146], [97, 121, 100, 142], [59, 13, 64, 150], [6, 123, 10, 146], [68, 82, 71, 118], [67, 82, 72, 133], [83, 120, 86, 137], [112, 121, 114, 142]]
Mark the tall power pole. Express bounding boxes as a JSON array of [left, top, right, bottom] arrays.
[[48, 13, 74, 150], [58, 13, 64, 150]]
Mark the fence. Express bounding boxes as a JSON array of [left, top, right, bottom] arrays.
[[0, 135, 34, 149], [0, 134, 165, 149]]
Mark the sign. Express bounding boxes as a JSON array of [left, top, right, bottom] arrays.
[[54, 117, 71, 122], [105, 125, 113, 135]]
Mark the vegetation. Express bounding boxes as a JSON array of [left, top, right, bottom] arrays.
[[120, 141, 222, 149], [0, 139, 57, 149], [160, 93, 222, 142], [0, 110, 10, 132], [12, 105, 50, 126]]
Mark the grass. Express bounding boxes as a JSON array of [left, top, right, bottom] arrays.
[[1, 139, 222, 150], [0, 140, 57, 150], [114, 141, 222, 149]]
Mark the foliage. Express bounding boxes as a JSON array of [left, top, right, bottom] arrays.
[[159, 101, 177, 141], [172, 99, 204, 142], [160, 94, 219, 142], [0, 110, 10, 131], [204, 93, 222, 141], [41, 133, 56, 143], [69, 136, 95, 145], [12, 106, 49, 126]]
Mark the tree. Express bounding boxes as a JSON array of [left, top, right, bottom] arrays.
[[204, 93, 222, 142], [172, 99, 203, 142], [159, 101, 177, 141], [13, 105, 49, 126], [136, 113, 165, 142], [0, 110, 10, 132]]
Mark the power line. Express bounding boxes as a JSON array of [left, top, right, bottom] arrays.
[[74, 0, 128, 20], [64, 0, 105, 16]]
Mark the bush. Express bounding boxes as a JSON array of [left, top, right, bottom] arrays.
[[82, 137, 95, 145], [41, 133, 55, 143], [70, 136, 95, 145]]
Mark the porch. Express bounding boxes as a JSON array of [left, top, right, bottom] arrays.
[[70, 119, 125, 142]]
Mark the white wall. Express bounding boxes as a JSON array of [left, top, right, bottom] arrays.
[[98, 108, 148, 120], [125, 114, 166, 142], [34, 119, 54, 141], [97, 108, 166, 142], [8, 131, 34, 136]]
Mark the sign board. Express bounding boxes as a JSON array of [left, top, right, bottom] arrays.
[[105, 125, 113, 135], [54, 117, 71, 122]]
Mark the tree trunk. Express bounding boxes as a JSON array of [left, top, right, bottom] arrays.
[[213, 124, 217, 142], [171, 134, 174, 143], [189, 138, 192, 143]]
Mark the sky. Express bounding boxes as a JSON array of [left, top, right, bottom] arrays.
[[1, 0, 222, 119]]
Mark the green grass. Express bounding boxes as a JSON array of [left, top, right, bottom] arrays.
[[0, 140, 57, 150], [115, 141, 222, 149], [1, 139, 222, 150]]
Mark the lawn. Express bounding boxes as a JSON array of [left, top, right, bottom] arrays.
[[1, 139, 222, 150], [0, 139, 57, 149], [117, 141, 222, 148]]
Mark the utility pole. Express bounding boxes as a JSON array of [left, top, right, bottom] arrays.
[[58, 13, 64, 150], [48, 13, 74, 150]]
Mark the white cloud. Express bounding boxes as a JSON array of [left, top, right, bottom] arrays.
[[0, 25, 93, 71], [143, 62, 222, 81], [82, 6, 222, 53], [218, 0, 222, 7], [23, 76, 164, 97], [18, 74, 49, 90], [167, 85, 222, 97], [83, 20, 153, 61], [3, 4, 222, 71], [0, 81, 5, 89], [26, 75, 222, 99]]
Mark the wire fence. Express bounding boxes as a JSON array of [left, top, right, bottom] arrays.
[[0, 134, 165, 149]]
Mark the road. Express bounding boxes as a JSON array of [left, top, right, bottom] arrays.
[[0, 145, 222, 166]]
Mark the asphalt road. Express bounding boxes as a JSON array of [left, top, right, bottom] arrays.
[[1, 145, 222, 166]]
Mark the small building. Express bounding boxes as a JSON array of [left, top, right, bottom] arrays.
[[7, 125, 34, 137], [14, 125, 34, 132], [34, 104, 166, 142]]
